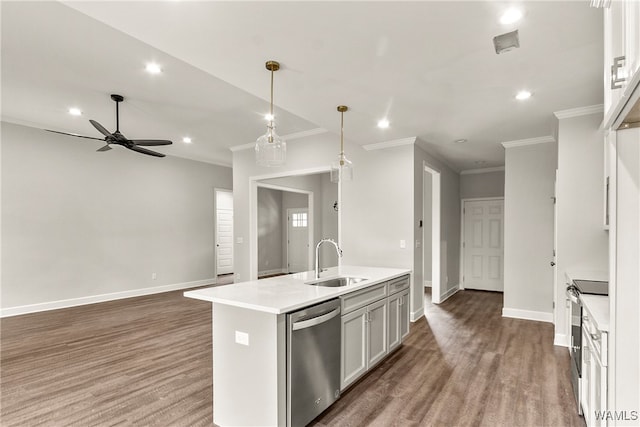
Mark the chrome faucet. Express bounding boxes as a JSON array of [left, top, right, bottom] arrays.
[[315, 238, 343, 279]]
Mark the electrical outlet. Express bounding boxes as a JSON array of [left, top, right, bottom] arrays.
[[415, 240, 421, 248], [152, 272, 157, 280], [235, 331, 249, 346], [236, 237, 244, 244]]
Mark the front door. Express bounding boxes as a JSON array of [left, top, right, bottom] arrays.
[[287, 208, 309, 273], [462, 199, 504, 291]]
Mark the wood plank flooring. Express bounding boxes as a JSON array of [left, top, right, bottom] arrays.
[[312, 290, 584, 427], [1, 285, 584, 426]]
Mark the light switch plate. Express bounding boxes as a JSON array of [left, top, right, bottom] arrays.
[[236, 237, 244, 244], [235, 331, 249, 346], [400, 239, 406, 249]]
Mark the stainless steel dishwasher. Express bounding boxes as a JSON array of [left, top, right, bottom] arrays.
[[287, 298, 341, 426]]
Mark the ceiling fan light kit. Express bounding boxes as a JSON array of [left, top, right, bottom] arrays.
[[330, 105, 353, 183], [255, 60, 286, 167], [46, 94, 172, 158]]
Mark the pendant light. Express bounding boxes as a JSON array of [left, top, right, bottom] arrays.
[[330, 105, 353, 183], [255, 60, 286, 167]]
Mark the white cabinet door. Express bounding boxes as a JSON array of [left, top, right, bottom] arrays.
[[399, 289, 410, 341], [624, 0, 640, 81], [367, 298, 388, 368], [341, 307, 367, 390], [387, 292, 401, 352], [582, 329, 592, 425]]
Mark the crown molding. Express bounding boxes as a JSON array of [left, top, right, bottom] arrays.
[[501, 135, 556, 148], [229, 127, 328, 152], [554, 104, 604, 119], [460, 166, 505, 175], [362, 136, 416, 151]]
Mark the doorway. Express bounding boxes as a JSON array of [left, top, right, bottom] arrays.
[[460, 198, 504, 292], [215, 189, 234, 277], [423, 163, 442, 304]]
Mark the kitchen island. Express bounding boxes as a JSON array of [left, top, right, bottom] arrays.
[[185, 265, 411, 427]]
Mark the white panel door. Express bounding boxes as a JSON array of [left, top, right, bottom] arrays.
[[287, 208, 309, 273], [463, 199, 504, 291], [216, 190, 234, 275]]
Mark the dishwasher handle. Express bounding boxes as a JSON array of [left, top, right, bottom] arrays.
[[292, 307, 340, 331]]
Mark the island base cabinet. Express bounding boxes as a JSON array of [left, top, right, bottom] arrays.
[[340, 307, 368, 390], [340, 300, 388, 391], [388, 289, 410, 352]]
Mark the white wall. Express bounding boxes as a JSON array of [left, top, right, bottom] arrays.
[[1, 122, 232, 312], [413, 144, 461, 313], [257, 187, 284, 274], [555, 112, 608, 339], [460, 170, 505, 199], [503, 141, 556, 320]]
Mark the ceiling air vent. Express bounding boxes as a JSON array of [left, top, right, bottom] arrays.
[[493, 30, 520, 54]]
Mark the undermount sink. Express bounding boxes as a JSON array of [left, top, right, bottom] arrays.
[[306, 276, 367, 287]]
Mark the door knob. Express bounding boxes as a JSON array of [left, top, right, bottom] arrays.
[[550, 261, 556, 266]]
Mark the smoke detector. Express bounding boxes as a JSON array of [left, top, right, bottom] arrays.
[[493, 30, 520, 54]]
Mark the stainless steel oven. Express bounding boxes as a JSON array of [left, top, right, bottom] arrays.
[[566, 279, 608, 414]]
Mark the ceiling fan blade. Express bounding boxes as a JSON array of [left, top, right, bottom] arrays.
[[128, 145, 166, 158], [46, 129, 105, 141], [129, 139, 173, 146], [97, 145, 112, 152], [89, 120, 112, 137]]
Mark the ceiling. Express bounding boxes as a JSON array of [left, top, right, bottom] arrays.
[[1, 1, 604, 171]]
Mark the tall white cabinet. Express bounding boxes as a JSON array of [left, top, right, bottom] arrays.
[[601, 1, 640, 424]]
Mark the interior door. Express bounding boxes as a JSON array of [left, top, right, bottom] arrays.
[[216, 190, 234, 275], [463, 199, 504, 291], [287, 208, 309, 273]]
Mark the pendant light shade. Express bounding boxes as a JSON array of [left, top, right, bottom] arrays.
[[330, 105, 353, 183], [255, 60, 286, 167]]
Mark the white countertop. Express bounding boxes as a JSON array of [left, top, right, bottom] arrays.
[[580, 294, 610, 332], [184, 265, 411, 314], [565, 270, 609, 284]]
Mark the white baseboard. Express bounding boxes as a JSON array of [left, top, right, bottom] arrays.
[[258, 268, 286, 277], [424, 280, 432, 288], [411, 308, 424, 322], [502, 307, 554, 323], [554, 333, 569, 347], [0, 278, 217, 318], [439, 284, 461, 303]]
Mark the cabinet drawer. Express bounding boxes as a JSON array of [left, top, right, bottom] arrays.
[[341, 282, 387, 315], [387, 275, 409, 295]]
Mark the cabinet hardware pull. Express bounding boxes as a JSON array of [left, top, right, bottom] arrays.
[[591, 333, 600, 341]]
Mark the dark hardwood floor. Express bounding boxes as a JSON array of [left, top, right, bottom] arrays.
[[1, 284, 584, 426], [312, 290, 584, 427]]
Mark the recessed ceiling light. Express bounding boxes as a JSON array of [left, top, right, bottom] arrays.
[[454, 139, 467, 144], [68, 108, 82, 116], [500, 8, 523, 25], [182, 137, 192, 144], [516, 90, 532, 100], [145, 62, 162, 74], [264, 113, 274, 121], [377, 119, 390, 129]]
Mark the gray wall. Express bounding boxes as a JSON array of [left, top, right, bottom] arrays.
[[460, 170, 505, 199], [503, 141, 556, 317], [1, 122, 232, 310], [257, 187, 284, 274], [413, 144, 461, 312], [232, 132, 414, 301], [555, 112, 608, 339]]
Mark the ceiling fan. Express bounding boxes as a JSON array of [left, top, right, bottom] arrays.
[[47, 94, 172, 158]]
